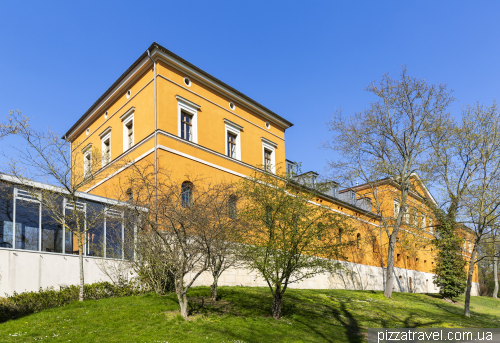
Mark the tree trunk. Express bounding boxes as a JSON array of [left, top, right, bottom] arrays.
[[272, 291, 283, 319], [384, 235, 396, 298], [78, 236, 85, 302], [464, 248, 477, 318], [177, 290, 189, 319], [211, 274, 219, 301], [493, 254, 498, 299]]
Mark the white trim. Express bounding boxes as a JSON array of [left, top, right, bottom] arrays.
[[98, 127, 112, 138], [262, 139, 276, 173], [101, 130, 111, 167], [157, 74, 285, 142], [177, 97, 198, 144], [122, 112, 134, 153], [261, 137, 277, 148], [223, 118, 243, 131], [158, 144, 246, 178], [120, 107, 135, 121], [154, 50, 292, 130], [176, 95, 200, 109], [84, 148, 155, 193], [224, 120, 242, 161]]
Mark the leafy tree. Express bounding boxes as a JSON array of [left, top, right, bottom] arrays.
[[432, 212, 467, 300], [325, 67, 453, 298], [238, 167, 352, 319]]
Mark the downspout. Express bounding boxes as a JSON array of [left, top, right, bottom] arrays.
[[147, 49, 157, 209]]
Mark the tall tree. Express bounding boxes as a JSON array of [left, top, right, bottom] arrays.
[[4, 111, 123, 301], [238, 167, 352, 319], [125, 161, 240, 319], [431, 211, 467, 301], [428, 101, 500, 316], [325, 67, 453, 298]]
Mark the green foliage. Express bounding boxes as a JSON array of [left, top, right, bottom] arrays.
[[238, 167, 353, 318], [0, 281, 143, 322], [432, 213, 467, 300], [1, 287, 499, 342]]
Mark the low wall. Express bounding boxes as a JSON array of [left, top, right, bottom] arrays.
[[189, 259, 480, 296], [0, 249, 113, 296], [0, 249, 480, 296]]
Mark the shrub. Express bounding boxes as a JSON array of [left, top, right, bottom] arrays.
[[0, 280, 143, 322]]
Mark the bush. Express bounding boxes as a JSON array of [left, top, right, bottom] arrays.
[[0, 281, 143, 322]]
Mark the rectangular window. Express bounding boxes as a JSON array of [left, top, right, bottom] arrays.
[[102, 137, 111, 166], [84, 151, 91, 177], [227, 132, 237, 158], [15, 189, 41, 251], [0, 184, 14, 248], [264, 149, 272, 171], [394, 201, 399, 218], [126, 121, 134, 149], [121, 108, 135, 152], [42, 205, 63, 253], [105, 209, 124, 259], [181, 112, 193, 141]]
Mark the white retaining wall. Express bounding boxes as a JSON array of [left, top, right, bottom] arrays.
[[0, 249, 480, 296]]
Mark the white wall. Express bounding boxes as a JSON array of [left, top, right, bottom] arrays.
[[189, 259, 480, 296], [0, 249, 113, 296], [0, 249, 480, 296]]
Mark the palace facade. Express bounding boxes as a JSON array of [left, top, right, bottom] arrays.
[[0, 42, 479, 295]]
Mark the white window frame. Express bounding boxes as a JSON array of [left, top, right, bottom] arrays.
[[224, 119, 242, 161], [121, 108, 135, 153], [64, 198, 86, 255], [99, 127, 111, 167], [422, 215, 427, 231], [83, 145, 92, 178], [261, 138, 277, 173], [394, 200, 400, 218], [104, 208, 125, 260], [177, 96, 200, 144], [12, 188, 42, 251]]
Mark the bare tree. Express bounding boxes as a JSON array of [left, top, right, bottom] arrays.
[[325, 67, 453, 298], [194, 183, 242, 301], [237, 166, 353, 319], [125, 162, 239, 319], [428, 101, 500, 316], [4, 112, 125, 301]]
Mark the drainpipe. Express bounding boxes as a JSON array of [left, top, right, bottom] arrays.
[[147, 49, 157, 209]]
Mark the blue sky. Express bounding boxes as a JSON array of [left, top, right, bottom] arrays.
[[1, 1, 499, 178]]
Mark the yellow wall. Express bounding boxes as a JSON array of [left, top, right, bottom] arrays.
[[67, 51, 478, 284]]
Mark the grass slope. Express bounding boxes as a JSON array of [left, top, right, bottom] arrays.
[[1, 286, 499, 343]]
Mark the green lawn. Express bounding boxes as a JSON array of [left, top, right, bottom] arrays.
[[0, 287, 499, 343]]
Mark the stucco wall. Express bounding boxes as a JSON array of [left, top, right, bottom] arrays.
[[0, 249, 480, 297], [0, 249, 113, 296]]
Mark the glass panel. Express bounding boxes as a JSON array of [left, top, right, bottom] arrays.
[[42, 207, 63, 253], [0, 184, 14, 248], [106, 215, 123, 259], [86, 202, 104, 257], [123, 211, 136, 260], [15, 200, 40, 251], [64, 208, 81, 255]]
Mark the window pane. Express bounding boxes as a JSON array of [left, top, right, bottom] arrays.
[[15, 200, 40, 251], [42, 207, 63, 253], [86, 203, 104, 257], [0, 184, 14, 248], [106, 215, 123, 259], [123, 211, 136, 260], [64, 208, 83, 255]]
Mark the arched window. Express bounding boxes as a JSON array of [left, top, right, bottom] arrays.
[[181, 181, 193, 207], [356, 233, 361, 249], [228, 195, 237, 219]]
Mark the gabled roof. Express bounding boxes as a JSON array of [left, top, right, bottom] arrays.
[[64, 42, 293, 140], [348, 173, 437, 206]]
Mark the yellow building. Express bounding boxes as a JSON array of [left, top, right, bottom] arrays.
[[63, 42, 478, 294]]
